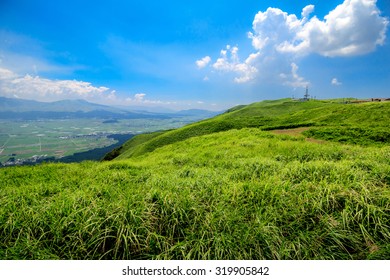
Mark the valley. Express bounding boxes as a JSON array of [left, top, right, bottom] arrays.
[[0, 118, 191, 166], [0, 97, 219, 166]]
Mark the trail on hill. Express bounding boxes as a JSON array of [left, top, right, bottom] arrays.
[[271, 127, 326, 144]]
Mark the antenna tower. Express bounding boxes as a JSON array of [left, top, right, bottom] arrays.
[[304, 85, 310, 100]]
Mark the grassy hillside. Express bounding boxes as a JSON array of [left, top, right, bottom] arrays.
[[1, 99, 389, 260], [108, 99, 389, 160]]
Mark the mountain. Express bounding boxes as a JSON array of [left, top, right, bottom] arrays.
[[115, 105, 222, 117], [113, 104, 177, 114], [42, 99, 117, 112], [0, 96, 221, 120], [1, 98, 389, 260], [0, 97, 114, 112], [0, 97, 163, 119]]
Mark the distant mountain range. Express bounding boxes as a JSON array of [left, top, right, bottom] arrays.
[[0, 97, 220, 120], [0, 97, 117, 113]]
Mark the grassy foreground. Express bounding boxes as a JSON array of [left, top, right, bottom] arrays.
[[1, 99, 389, 259], [1, 128, 389, 259]]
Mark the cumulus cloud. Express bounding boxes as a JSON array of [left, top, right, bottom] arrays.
[[212, 45, 259, 83], [134, 93, 146, 102], [0, 67, 18, 80], [197, 0, 388, 87], [301, 5, 315, 19], [0, 67, 192, 109], [331, 78, 342, 86], [255, 0, 389, 57], [124, 93, 176, 106], [0, 67, 115, 102], [196, 56, 211, 68], [249, 7, 301, 52], [280, 63, 309, 88]]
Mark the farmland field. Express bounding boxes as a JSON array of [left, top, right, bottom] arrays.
[[0, 117, 193, 165]]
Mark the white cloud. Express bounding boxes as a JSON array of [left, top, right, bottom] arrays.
[[0, 67, 115, 102], [196, 56, 211, 69], [250, 7, 301, 52], [302, 5, 315, 19], [0, 67, 18, 80], [269, 0, 389, 57], [212, 45, 259, 83], [0, 69, 184, 108], [124, 93, 176, 106], [280, 63, 309, 88], [197, 0, 388, 88], [134, 93, 146, 102], [331, 78, 342, 86]]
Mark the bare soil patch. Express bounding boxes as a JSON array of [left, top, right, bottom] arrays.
[[272, 127, 310, 136], [271, 127, 326, 144]]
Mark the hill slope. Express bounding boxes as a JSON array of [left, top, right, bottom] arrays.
[[1, 98, 389, 260], [106, 99, 390, 160]]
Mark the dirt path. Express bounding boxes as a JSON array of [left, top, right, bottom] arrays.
[[271, 127, 310, 136], [271, 127, 326, 144]]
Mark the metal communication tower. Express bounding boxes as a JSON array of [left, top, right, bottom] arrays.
[[304, 85, 310, 100]]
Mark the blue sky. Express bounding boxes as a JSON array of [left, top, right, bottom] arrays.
[[0, 0, 389, 110]]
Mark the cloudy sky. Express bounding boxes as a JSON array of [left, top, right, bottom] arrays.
[[0, 0, 389, 110]]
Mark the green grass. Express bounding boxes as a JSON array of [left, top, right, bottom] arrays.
[[0, 99, 389, 259], [1, 128, 389, 259], [303, 126, 390, 146], [113, 99, 390, 160]]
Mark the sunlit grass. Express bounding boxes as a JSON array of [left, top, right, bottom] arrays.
[[1, 128, 389, 259], [112, 100, 389, 160]]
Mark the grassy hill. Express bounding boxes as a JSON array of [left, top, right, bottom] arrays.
[[106, 99, 389, 160], [1, 99, 389, 259]]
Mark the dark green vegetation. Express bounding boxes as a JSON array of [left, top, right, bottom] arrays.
[[1, 99, 389, 259]]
